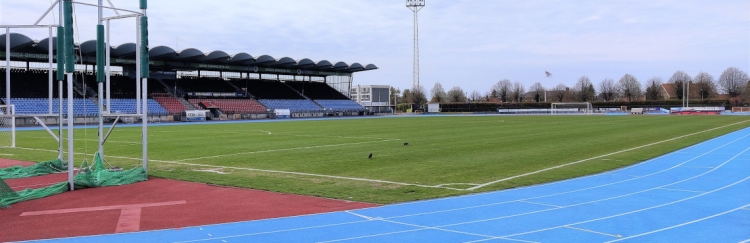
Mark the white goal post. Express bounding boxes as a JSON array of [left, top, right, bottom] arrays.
[[0, 104, 16, 147], [551, 102, 593, 115]]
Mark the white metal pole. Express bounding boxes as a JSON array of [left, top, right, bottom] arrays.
[[106, 20, 111, 113], [98, 0, 104, 157], [135, 17, 141, 115], [49, 27, 54, 114], [141, 9, 148, 172], [58, 0, 64, 163], [67, 72, 74, 190], [6, 27, 10, 113]]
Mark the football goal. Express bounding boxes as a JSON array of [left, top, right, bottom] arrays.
[[551, 102, 593, 115]]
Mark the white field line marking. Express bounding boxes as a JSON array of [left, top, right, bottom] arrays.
[[518, 200, 563, 208], [382, 130, 750, 220], [439, 142, 750, 235], [434, 183, 479, 187], [468, 120, 750, 190], [193, 168, 230, 175], [604, 203, 750, 242], [657, 187, 706, 194], [10, 147, 460, 191], [0, 153, 14, 156], [25, 136, 140, 145], [565, 226, 621, 238], [179, 139, 398, 162]]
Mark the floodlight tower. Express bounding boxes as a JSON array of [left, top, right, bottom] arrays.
[[406, 0, 425, 90]]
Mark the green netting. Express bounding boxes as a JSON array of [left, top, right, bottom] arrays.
[[73, 153, 147, 189], [0, 152, 147, 208], [0, 159, 67, 179], [0, 177, 20, 208], [1, 182, 68, 208]]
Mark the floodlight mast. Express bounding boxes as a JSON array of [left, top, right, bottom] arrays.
[[406, 0, 425, 90]]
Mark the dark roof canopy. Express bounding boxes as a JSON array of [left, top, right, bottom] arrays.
[[0, 32, 378, 74]]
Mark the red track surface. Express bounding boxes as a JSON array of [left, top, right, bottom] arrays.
[[0, 159, 377, 242]]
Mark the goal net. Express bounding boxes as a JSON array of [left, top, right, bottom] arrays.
[[0, 105, 15, 147], [551, 102, 593, 115]]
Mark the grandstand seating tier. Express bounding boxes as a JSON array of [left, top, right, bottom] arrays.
[[314, 99, 365, 112], [188, 98, 267, 114], [258, 99, 323, 113]]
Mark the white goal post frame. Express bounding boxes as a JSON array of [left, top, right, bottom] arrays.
[[0, 104, 16, 148], [551, 102, 593, 115]]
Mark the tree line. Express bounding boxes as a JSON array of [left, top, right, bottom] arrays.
[[391, 67, 750, 109]]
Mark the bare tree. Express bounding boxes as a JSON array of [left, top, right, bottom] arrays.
[[718, 67, 749, 98], [492, 79, 512, 102], [528, 82, 545, 102], [598, 78, 617, 101], [447, 86, 466, 103], [618, 74, 642, 102], [410, 85, 428, 108], [668, 71, 692, 100], [430, 82, 448, 103], [510, 81, 525, 103], [694, 72, 716, 100], [469, 90, 482, 101], [575, 76, 595, 102], [644, 77, 663, 101], [552, 83, 567, 102]]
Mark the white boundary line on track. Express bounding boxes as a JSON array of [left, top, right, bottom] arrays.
[[604, 203, 750, 242], [468, 120, 750, 190]]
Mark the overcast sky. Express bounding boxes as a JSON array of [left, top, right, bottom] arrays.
[[2, 0, 749, 95]]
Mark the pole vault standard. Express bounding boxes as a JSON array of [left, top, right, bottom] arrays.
[[13, 0, 149, 190]]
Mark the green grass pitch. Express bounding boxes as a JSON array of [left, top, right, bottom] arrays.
[[3, 115, 749, 204]]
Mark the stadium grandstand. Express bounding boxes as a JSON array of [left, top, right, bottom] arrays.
[[0, 32, 377, 124]]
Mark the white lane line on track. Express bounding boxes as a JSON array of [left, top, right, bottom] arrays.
[[481, 145, 750, 240], [468, 120, 750, 190], [518, 200, 563, 209], [604, 203, 750, 242], [315, 218, 500, 243], [565, 226, 621, 238], [657, 187, 706, 194], [464, 175, 750, 243]]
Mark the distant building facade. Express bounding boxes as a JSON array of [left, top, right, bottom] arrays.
[[351, 85, 391, 113]]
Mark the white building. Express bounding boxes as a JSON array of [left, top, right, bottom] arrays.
[[351, 85, 391, 113]]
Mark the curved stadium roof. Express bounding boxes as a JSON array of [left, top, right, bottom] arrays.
[[0, 32, 378, 74]]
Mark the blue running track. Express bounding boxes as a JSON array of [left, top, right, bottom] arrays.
[[30, 127, 750, 242]]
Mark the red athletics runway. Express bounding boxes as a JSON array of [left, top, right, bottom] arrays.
[[0, 159, 377, 242]]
